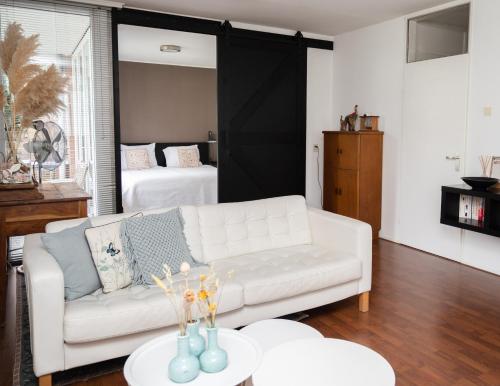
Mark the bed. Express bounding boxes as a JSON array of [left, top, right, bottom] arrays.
[[121, 142, 217, 212]]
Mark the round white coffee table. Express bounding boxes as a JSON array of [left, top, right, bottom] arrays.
[[252, 338, 395, 386], [240, 319, 323, 353], [124, 328, 262, 386]]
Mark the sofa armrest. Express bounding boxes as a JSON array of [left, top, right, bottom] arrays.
[[308, 208, 372, 293], [23, 234, 65, 376]]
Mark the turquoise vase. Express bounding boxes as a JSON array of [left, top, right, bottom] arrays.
[[168, 334, 200, 383], [200, 327, 228, 373], [187, 320, 206, 357]]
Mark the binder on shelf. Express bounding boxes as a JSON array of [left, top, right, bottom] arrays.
[[471, 196, 485, 222], [459, 194, 472, 219]]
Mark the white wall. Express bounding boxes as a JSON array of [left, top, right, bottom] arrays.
[[306, 48, 333, 208], [331, 18, 406, 241], [461, 0, 500, 274], [331, 0, 500, 274]]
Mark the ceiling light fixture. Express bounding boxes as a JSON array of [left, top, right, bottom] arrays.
[[160, 44, 181, 53]]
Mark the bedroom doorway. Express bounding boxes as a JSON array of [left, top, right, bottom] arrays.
[[112, 8, 333, 213], [116, 25, 218, 212]]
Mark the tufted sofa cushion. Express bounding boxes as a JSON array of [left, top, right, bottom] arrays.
[[189, 195, 312, 263], [63, 267, 243, 343], [212, 244, 362, 305]]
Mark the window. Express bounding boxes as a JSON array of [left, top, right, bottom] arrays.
[[407, 4, 470, 63], [0, 0, 115, 216]]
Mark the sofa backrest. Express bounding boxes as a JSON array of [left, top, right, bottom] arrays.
[[44, 196, 311, 265], [183, 195, 312, 263], [45, 208, 175, 233]]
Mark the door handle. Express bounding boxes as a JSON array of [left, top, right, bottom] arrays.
[[339, 188, 342, 195]]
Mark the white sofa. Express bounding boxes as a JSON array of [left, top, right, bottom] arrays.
[[23, 195, 372, 385]]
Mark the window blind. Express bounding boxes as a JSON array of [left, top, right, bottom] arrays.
[[0, 0, 115, 215], [89, 6, 115, 215]]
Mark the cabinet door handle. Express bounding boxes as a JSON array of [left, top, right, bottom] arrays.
[[334, 187, 338, 195], [339, 149, 343, 155], [339, 188, 342, 195], [336, 148, 339, 155]]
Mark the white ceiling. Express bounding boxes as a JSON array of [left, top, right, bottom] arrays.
[[123, 0, 453, 36], [118, 24, 216, 68]]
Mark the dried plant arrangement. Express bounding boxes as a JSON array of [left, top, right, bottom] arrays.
[[0, 22, 67, 166], [197, 265, 234, 328], [152, 262, 196, 336]]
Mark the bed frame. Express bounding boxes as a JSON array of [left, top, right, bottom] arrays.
[[123, 142, 210, 166]]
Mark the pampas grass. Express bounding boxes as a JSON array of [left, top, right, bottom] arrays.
[[7, 34, 40, 95], [0, 86, 4, 111], [16, 65, 67, 127], [0, 22, 67, 162], [0, 23, 23, 74]]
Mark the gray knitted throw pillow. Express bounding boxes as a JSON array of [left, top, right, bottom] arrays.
[[120, 208, 199, 285]]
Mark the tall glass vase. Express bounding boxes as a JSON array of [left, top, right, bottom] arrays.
[[200, 327, 227, 373], [168, 334, 200, 383]]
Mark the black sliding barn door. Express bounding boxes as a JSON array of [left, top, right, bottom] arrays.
[[217, 25, 307, 203]]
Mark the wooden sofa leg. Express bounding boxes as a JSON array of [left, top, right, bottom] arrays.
[[39, 374, 52, 386], [359, 291, 370, 312]]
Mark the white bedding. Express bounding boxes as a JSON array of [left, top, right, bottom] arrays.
[[121, 165, 217, 212]]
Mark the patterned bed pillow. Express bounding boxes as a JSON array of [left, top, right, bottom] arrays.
[[177, 148, 202, 168], [125, 148, 151, 170], [85, 221, 133, 293]]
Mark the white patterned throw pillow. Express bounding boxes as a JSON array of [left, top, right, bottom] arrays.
[[163, 145, 202, 167], [85, 221, 133, 293], [125, 148, 151, 170], [177, 148, 201, 168]]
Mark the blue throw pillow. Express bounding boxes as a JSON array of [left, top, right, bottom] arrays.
[[120, 208, 200, 285], [41, 219, 101, 300]]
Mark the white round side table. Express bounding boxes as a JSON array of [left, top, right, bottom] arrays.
[[124, 328, 262, 386], [252, 338, 395, 386], [240, 319, 323, 353]]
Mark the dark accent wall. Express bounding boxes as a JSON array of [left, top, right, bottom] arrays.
[[119, 61, 217, 143]]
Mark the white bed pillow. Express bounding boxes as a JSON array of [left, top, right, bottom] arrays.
[[121, 143, 157, 170], [163, 145, 202, 167]]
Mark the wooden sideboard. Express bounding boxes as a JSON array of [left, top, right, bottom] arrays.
[[323, 130, 383, 239], [0, 182, 90, 315]]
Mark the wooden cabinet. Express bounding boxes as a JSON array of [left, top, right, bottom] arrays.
[[0, 182, 90, 315], [323, 131, 383, 239]]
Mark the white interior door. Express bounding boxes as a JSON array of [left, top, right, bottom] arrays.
[[399, 54, 468, 260]]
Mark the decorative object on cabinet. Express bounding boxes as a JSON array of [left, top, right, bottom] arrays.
[[342, 105, 359, 131], [461, 177, 498, 192], [21, 120, 67, 183], [360, 115, 380, 131], [339, 116, 346, 131], [479, 155, 494, 177], [441, 184, 500, 237], [322, 130, 384, 239], [0, 22, 67, 185]]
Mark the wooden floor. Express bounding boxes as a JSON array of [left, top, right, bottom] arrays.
[[1, 239, 499, 386]]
